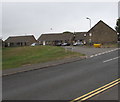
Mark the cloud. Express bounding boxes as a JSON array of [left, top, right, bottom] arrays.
[[2, 2, 118, 40]]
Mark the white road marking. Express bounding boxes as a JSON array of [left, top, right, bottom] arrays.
[[90, 48, 120, 58], [97, 53, 102, 55], [103, 56, 120, 63]]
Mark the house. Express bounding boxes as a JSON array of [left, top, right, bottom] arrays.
[[86, 20, 117, 44], [38, 32, 74, 45], [38, 20, 117, 46], [38, 33, 62, 45], [73, 21, 117, 44], [5, 35, 37, 47], [0, 39, 5, 48], [74, 32, 88, 44]]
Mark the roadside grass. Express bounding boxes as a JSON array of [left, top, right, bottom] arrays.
[[2, 46, 84, 70]]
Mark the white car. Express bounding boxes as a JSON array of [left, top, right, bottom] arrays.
[[61, 43, 70, 46], [73, 42, 78, 46], [73, 42, 83, 46], [31, 43, 38, 46]]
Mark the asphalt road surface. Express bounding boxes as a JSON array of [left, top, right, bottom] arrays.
[[3, 49, 119, 101], [90, 85, 119, 100]]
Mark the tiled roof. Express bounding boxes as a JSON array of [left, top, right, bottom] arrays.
[[5, 35, 37, 43], [74, 32, 87, 40], [88, 20, 117, 33], [38, 33, 74, 41]]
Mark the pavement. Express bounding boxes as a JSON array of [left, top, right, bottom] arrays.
[[64, 46, 117, 57], [2, 48, 119, 100]]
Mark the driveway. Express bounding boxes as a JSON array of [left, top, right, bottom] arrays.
[[64, 46, 117, 57]]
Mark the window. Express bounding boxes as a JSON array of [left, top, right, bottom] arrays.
[[89, 33, 92, 36], [84, 34, 86, 37]]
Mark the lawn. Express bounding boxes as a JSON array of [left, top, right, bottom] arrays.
[[2, 46, 84, 70]]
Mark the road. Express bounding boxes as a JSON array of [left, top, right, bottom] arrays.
[[90, 85, 118, 100], [3, 49, 119, 101]]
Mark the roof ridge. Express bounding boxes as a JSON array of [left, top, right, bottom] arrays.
[[88, 20, 116, 33], [9, 35, 34, 38]]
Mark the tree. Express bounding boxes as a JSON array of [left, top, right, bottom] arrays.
[[115, 18, 120, 33], [115, 17, 120, 41]]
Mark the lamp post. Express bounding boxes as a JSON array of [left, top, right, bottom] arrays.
[[86, 17, 91, 29], [86, 17, 92, 45]]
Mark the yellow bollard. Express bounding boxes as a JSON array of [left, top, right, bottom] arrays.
[[93, 44, 101, 48]]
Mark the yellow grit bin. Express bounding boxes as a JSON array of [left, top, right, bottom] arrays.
[[93, 44, 101, 48]]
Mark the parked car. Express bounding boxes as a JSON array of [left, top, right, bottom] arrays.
[[61, 43, 70, 46], [31, 43, 39, 46], [73, 42, 83, 46], [55, 42, 62, 46], [73, 42, 77, 46]]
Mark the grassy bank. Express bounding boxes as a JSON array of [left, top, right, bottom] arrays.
[[2, 46, 84, 70]]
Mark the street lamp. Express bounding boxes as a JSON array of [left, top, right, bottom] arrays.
[[86, 17, 92, 45], [86, 17, 91, 29]]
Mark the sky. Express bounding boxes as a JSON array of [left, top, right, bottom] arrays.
[[118, 1, 120, 17], [1, 1, 119, 40]]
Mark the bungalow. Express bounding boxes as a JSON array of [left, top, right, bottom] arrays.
[[72, 20, 117, 45], [38, 32, 74, 45], [86, 20, 117, 44], [38, 20, 117, 46], [5, 35, 37, 47], [74, 32, 88, 44], [0, 39, 5, 48]]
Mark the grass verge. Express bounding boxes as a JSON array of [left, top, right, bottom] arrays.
[[2, 46, 84, 70]]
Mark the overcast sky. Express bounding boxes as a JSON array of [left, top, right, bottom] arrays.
[[118, 1, 120, 17], [1, 2, 118, 40]]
